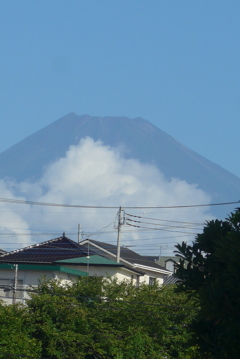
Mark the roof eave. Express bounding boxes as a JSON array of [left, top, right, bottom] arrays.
[[54, 262, 123, 267], [133, 263, 171, 275]]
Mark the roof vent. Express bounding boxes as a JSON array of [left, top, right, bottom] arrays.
[[63, 232, 66, 237]]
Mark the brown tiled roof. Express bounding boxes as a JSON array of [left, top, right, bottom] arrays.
[[0, 236, 94, 264]]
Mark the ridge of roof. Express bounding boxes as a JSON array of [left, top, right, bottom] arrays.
[[0, 235, 80, 258], [55, 255, 123, 266]]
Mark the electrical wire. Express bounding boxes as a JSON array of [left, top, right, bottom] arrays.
[[126, 221, 199, 234], [125, 212, 206, 225], [0, 197, 239, 209], [125, 217, 203, 230], [83, 218, 116, 240]]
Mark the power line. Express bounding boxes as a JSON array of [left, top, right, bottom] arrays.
[[126, 221, 199, 235], [126, 217, 203, 230], [125, 212, 205, 225], [0, 197, 239, 209], [83, 219, 116, 240], [82, 234, 194, 242], [0, 198, 118, 209]]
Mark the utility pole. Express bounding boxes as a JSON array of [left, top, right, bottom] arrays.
[[12, 264, 18, 305], [86, 239, 90, 274], [78, 224, 81, 244], [116, 207, 124, 263]]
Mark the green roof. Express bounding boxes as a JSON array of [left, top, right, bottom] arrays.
[[0, 263, 88, 277], [55, 255, 123, 266]]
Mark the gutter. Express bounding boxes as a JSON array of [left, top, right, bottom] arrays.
[[132, 263, 171, 275]]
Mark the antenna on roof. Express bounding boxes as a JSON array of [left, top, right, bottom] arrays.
[[78, 224, 81, 244]]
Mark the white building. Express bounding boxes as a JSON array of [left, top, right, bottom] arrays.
[[80, 239, 171, 286], [0, 235, 171, 304]]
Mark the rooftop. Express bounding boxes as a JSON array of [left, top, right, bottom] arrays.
[[81, 239, 167, 271], [55, 255, 123, 266], [0, 236, 94, 264]]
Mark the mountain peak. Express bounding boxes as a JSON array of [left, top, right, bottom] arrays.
[[0, 113, 239, 218]]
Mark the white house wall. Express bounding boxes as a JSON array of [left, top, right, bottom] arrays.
[[61, 264, 142, 284], [136, 268, 167, 286], [0, 269, 72, 305], [57, 264, 168, 286], [0, 264, 169, 306]]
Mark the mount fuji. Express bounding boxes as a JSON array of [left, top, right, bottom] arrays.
[[0, 113, 239, 219]]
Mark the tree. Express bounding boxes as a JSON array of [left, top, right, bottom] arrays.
[[0, 301, 41, 358], [175, 208, 240, 359], [26, 277, 196, 359]]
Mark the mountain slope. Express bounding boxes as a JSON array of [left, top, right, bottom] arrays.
[[0, 113, 239, 208]]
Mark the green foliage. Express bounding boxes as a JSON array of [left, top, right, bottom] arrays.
[[27, 277, 196, 358], [175, 208, 240, 359], [0, 301, 41, 358], [0, 276, 197, 358]]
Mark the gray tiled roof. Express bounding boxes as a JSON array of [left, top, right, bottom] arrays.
[[82, 239, 167, 271], [0, 249, 7, 255], [0, 236, 93, 264]]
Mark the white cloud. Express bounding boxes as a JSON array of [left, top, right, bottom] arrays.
[[0, 138, 214, 254], [0, 180, 31, 250]]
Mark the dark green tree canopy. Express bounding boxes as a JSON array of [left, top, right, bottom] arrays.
[[175, 208, 240, 359]]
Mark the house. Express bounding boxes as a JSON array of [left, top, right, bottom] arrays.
[[80, 239, 171, 285], [0, 235, 150, 304], [157, 256, 180, 273], [144, 255, 181, 285], [55, 254, 143, 284], [144, 255, 181, 273], [0, 235, 90, 304]]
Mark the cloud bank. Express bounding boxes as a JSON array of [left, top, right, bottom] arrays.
[[0, 138, 213, 254]]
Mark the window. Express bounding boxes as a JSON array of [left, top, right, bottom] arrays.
[[149, 277, 156, 286], [0, 279, 10, 297]]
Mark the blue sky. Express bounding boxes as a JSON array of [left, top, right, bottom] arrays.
[[1, 1, 240, 177]]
